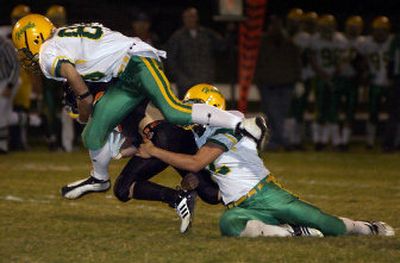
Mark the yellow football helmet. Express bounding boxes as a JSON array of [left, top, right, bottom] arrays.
[[46, 5, 67, 27], [346, 16, 364, 28], [183, 84, 226, 110], [318, 14, 336, 27], [12, 14, 55, 71], [287, 8, 303, 21], [303, 12, 318, 22], [372, 16, 391, 30], [11, 4, 31, 25]]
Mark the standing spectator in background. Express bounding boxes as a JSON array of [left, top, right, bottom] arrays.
[[336, 16, 365, 151], [382, 28, 400, 152], [359, 17, 393, 149], [310, 14, 347, 151], [131, 12, 160, 48], [7, 5, 31, 151], [0, 34, 19, 153], [254, 16, 301, 151], [167, 7, 225, 98], [43, 5, 75, 152]]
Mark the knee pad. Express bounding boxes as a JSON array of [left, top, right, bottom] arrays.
[[113, 175, 131, 202]]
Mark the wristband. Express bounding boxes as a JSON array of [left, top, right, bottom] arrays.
[[77, 91, 91, 100]]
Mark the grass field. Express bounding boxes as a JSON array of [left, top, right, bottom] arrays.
[[0, 149, 399, 263]]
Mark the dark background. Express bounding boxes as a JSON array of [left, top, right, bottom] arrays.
[[2, 0, 400, 84], [2, 0, 400, 43]]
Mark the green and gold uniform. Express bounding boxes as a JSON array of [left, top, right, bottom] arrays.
[[194, 126, 346, 237]]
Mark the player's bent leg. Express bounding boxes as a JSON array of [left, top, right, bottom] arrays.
[[267, 185, 347, 236], [134, 56, 266, 144], [82, 83, 144, 150], [219, 207, 279, 237]]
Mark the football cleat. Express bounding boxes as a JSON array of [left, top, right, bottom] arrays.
[[175, 190, 197, 233], [236, 116, 269, 149], [61, 176, 111, 199], [288, 225, 324, 237], [365, 221, 395, 236]]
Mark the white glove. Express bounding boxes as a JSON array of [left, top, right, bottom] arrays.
[[108, 131, 126, 160]]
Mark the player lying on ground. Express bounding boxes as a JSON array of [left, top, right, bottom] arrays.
[[135, 100, 395, 238], [11, 14, 267, 191]]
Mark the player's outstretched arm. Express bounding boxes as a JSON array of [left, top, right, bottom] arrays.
[[136, 138, 224, 173], [60, 63, 93, 123]]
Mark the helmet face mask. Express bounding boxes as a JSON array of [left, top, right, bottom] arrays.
[[17, 48, 40, 73]]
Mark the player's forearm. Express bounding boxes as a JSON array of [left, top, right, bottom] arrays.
[[150, 147, 205, 172]]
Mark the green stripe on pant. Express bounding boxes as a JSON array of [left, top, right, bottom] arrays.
[[82, 55, 193, 150]]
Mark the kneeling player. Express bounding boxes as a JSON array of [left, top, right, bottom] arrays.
[[62, 84, 222, 233], [136, 94, 395, 238]]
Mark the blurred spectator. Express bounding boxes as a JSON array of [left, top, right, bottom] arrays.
[[285, 9, 315, 150], [358, 16, 393, 149], [254, 16, 301, 150], [131, 12, 160, 47], [43, 5, 75, 152], [383, 32, 400, 152], [0, 34, 20, 153], [310, 14, 347, 151], [336, 16, 365, 151], [302, 12, 318, 35], [167, 7, 226, 98]]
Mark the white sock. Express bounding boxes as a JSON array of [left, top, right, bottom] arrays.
[[341, 217, 373, 235], [312, 122, 321, 143], [240, 220, 292, 237], [342, 126, 351, 145], [330, 124, 341, 146], [61, 109, 74, 152], [321, 124, 330, 144], [284, 118, 296, 144], [366, 123, 376, 146], [89, 141, 112, 181], [191, 104, 243, 130]]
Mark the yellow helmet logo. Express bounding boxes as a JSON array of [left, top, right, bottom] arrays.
[[12, 14, 54, 71], [183, 84, 226, 110], [372, 16, 391, 30]]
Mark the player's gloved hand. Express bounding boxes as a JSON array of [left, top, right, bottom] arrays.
[[108, 131, 126, 160]]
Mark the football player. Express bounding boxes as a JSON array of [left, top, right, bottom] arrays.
[[335, 16, 365, 151], [310, 14, 348, 150], [358, 16, 393, 149], [11, 14, 266, 191], [285, 9, 316, 150], [63, 84, 223, 233], [43, 5, 74, 151], [135, 95, 395, 238]]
